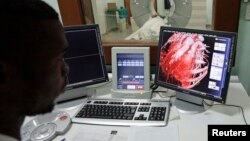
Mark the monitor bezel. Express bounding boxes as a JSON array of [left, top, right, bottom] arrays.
[[63, 24, 109, 89], [154, 26, 237, 104]]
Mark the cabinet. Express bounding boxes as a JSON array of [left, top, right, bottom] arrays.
[[57, 0, 84, 26], [212, 0, 240, 32], [57, 0, 95, 26]]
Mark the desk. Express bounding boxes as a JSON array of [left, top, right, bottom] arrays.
[[24, 81, 250, 141]]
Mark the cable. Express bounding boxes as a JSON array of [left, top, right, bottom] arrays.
[[152, 89, 176, 100], [203, 100, 248, 125], [150, 84, 159, 90]]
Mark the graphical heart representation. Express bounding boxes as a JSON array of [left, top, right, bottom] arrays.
[[160, 33, 209, 89]]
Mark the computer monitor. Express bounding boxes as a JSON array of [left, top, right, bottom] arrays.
[[155, 26, 237, 113], [55, 24, 109, 103], [111, 47, 152, 99]]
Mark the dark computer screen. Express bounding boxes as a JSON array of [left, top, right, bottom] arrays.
[[64, 24, 109, 89], [155, 27, 237, 104]]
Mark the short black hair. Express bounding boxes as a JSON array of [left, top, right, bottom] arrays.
[[0, 0, 59, 61]]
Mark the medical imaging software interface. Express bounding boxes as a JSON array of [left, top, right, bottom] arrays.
[[116, 53, 145, 90], [157, 29, 234, 101]]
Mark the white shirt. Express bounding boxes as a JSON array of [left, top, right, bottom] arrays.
[[0, 134, 19, 141]]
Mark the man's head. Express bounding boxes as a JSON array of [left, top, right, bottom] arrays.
[[0, 0, 69, 115]]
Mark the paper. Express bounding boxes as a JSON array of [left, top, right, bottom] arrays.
[[127, 123, 179, 141], [73, 132, 107, 141], [73, 131, 127, 141]]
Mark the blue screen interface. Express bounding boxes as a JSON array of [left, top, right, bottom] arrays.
[[116, 53, 145, 90]]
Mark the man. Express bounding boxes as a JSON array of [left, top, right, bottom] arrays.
[[0, 0, 69, 140]]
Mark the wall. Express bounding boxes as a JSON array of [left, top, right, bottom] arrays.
[[186, 0, 206, 29], [236, 1, 250, 96], [91, 0, 105, 33], [91, 0, 124, 34], [206, 0, 213, 24], [107, 0, 124, 8], [42, 0, 62, 23], [43, 0, 213, 32]]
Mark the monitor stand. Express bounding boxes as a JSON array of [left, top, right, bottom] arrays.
[[174, 92, 205, 114], [55, 87, 96, 103]]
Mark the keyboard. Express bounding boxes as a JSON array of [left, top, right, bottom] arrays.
[[72, 99, 171, 126]]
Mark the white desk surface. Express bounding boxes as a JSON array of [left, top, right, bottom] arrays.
[[24, 81, 250, 141]]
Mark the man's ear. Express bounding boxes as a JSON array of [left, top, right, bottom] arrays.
[[0, 62, 6, 84]]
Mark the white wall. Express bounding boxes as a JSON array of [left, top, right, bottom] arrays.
[[107, 0, 124, 9], [206, 0, 213, 25], [157, 0, 165, 16], [92, 0, 107, 34], [186, 0, 207, 29], [236, 2, 250, 96], [42, 0, 62, 23], [92, 0, 124, 34]]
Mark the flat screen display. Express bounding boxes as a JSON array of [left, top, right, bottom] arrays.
[[155, 27, 237, 103], [64, 24, 108, 89]]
